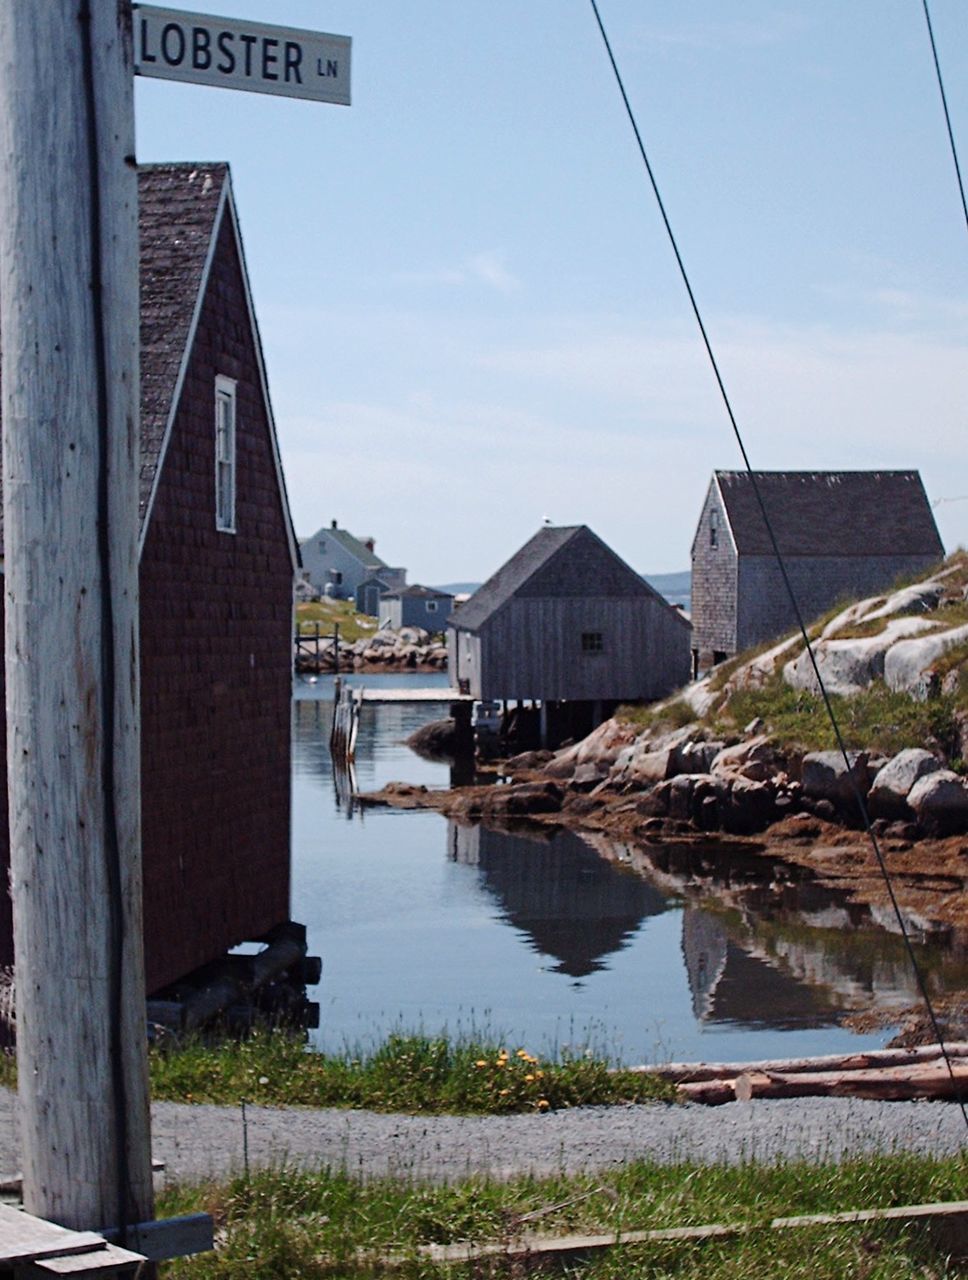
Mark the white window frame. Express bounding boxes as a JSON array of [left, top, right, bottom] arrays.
[[426, 600, 438, 613], [215, 374, 237, 533]]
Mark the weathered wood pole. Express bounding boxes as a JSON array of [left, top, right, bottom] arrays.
[[0, 0, 153, 1232]]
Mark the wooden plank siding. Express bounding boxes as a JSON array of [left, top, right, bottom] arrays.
[[449, 527, 691, 705], [477, 596, 688, 702]]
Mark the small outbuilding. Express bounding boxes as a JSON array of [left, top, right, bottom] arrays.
[[447, 525, 691, 732], [379, 584, 454, 632], [690, 470, 945, 673]]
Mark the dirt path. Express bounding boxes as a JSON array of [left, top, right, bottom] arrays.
[[1, 1090, 964, 1188]]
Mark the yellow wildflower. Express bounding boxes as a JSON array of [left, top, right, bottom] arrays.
[[475, 1059, 487, 1068], [499, 1088, 509, 1096], [524, 1074, 534, 1083], [495, 1059, 506, 1068], [536, 1098, 550, 1111], [516, 1049, 529, 1059]]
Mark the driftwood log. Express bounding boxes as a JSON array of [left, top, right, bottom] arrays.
[[641, 1042, 968, 1085], [673, 1049, 968, 1105]]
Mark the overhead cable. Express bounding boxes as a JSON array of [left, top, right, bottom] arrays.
[[587, 0, 968, 1130]]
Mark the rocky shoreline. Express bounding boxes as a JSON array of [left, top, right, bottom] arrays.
[[295, 624, 448, 675], [360, 715, 968, 933]]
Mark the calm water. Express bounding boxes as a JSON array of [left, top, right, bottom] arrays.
[[291, 674, 964, 1065]]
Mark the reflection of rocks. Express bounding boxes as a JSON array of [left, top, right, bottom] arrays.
[[448, 822, 668, 978], [585, 834, 968, 1031]]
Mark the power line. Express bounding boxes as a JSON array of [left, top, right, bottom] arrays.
[[921, 0, 968, 237], [587, 0, 968, 1130]]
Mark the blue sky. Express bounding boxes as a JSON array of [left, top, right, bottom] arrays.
[[135, 2, 968, 583]]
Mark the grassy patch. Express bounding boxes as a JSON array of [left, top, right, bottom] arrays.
[[615, 698, 695, 733], [715, 674, 961, 758], [295, 598, 378, 643], [157, 1152, 967, 1278], [148, 1030, 674, 1114]]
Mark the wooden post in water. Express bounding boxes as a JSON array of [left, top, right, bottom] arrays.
[[0, 0, 154, 1233]]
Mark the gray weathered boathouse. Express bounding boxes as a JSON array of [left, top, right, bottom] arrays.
[[690, 470, 945, 672], [447, 525, 691, 729]]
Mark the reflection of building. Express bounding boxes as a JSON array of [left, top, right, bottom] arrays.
[[682, 908, 841, 1030], [449, 822, 668, 978], [585, 834, 965, 1031]]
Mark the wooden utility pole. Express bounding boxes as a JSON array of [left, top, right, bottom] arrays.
[[0, 0, 153, 1234]]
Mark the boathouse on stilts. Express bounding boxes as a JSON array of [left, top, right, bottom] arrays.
[[447, 525, 691, 748]]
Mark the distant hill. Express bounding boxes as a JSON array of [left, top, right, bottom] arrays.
[[433, 574, 691, 610], [643, 571, 691, 611], [433, 582, 481, 596]]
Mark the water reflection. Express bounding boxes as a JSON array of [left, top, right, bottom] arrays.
[[449, 823, 668, 978], [583, 836, 968, 1032], [290, 676, 963, 1061]]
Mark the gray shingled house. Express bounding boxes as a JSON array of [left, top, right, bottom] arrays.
[[690, 471, 945, 673], [298, 520, 405, 601], [379, 584, 454, 631], [447, 526, 691, 729]]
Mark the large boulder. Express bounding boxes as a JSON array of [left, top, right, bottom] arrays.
[[884, 623, 968, 699], [783, 617, 938, 697], [406, 718, 460, 760], [621, 746, 678, 787], [867, 749, 942, 820], [545, 717, 636, 778], [721, 776, 776, 834], [483, 781, 564, 817], [801, 751, 869, 816], [906, 770, 968, 835], [710, 735, 785, 783]]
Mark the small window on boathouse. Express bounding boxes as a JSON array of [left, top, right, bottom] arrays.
[[581, 631, 604, 653], [215, 374, 237, 533], [709, 508, 719, 549]]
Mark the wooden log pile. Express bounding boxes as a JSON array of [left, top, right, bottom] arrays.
[[637, 1043, 968, 1106]]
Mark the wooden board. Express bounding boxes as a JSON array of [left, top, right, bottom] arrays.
[[0, 1204, 105, 1265], [24, 1241, 146, 1276]]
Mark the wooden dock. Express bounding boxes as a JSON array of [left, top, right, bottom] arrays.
[[358, 688, 471, 704]]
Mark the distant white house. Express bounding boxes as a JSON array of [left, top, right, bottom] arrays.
[[298, 520, 406, 603]]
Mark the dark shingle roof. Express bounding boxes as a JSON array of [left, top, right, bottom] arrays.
[[715, 471, 944, 557], [139, 162, 228, 524], [0, 163, 226, 552], [450, 525, 667, 632], [383, 584, 454, 600]]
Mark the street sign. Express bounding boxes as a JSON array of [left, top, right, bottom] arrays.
[[133, 5, 350, 105]]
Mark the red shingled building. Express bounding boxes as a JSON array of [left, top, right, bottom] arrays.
[[0, 162, 297, 993]]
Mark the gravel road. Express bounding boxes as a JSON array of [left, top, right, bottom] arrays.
[[1, 1090, 965, 1187]]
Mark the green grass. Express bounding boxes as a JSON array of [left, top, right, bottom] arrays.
[[156, 1152, 968, 1278], [295, 598, 379, 643], [714, 673, 963, 761], [147, 1029, 674, 1114], [616, 697, 696, 733]]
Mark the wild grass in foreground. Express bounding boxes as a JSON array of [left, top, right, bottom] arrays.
[[157, 1152, 968, 1278], [148, 1029, 675, 1113]]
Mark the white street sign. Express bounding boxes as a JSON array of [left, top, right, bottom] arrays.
[[134, 5, 350, 104]]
